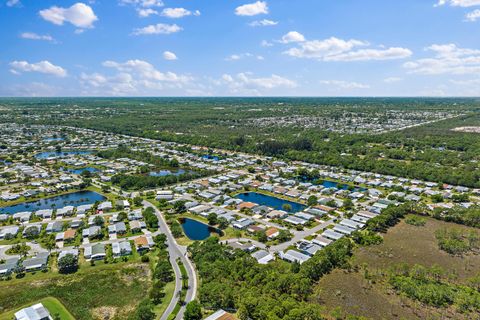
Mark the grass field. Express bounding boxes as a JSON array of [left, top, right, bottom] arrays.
[[153, 280, 175, 319], [314, 217, 480, 320], [354, 216, 480, 282], [0, 262, 151, 320], [0, 297, 75, 320]]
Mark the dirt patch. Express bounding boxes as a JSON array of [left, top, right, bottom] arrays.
[[119, 263, 150, 285], [91, 306, 117, 320], [116, 303, 137, 319], [451, 126, 480, 133]]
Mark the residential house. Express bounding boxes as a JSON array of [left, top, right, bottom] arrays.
[[22, 252, 49, 272], [0, 257, 19, 276], [129, 220, 146, 233], [84, 243, 106, 260], [0, 226, 20, 239], [56, 206, 74, 218], [98, 201, 113, 212], [14, 303, 51, 320], [265, 227, 279, 240], [204, 310, 238, 320], [82, 225, 102, 239], [58, 248, 79, 260], [46, 221, 63, 233], [13, 211, 31, 222], [232, 218, 254, 230], [112, 241, 132, 257], [251, 250, 274, 264], [280, 250, 310, 264], [108, 222, 127, 235], [134, 235, 154, 251]]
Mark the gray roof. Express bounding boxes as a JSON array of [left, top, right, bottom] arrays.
[[15, 303, 50, 320]]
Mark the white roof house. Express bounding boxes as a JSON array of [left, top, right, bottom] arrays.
[[15, 303, 51, 320], [280, 250, 311, 264], [251, 250, 275, 264]]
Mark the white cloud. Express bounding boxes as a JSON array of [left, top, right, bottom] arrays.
[[326, 47, 413, 61], [39, 3, 98, 29], [283, 36, 412, 61], [6, 0, 20, 7], [20, 32, 54, 42], [163, 51, 178, 60], [221, 72, 296, 94], [280, 31, 305, 43], [80, 59, 193, 95], [79, 72, 108, 87], [321, 80, 370, 89], [384, 77, 403, 83], [132, 23, 182, 35], [449, 78, 480, 86], [9, 60, 67, 77], [403, 43, 480, 74], [102, 59, 190, 83], [235, 1, 268, 16], [161, 8, 198, 18], [249, 19, 278, 27], [435, 0, 480, 7], [261, 40, 273, 47], [466, 9, 480, 20], [137, 8, 158, 17], [225, 53, 264, 61], [120, 0, 164, 8]]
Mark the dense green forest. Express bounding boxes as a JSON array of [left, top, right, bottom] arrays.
[[189, 237, 355, 320], [2, 97, 480, 187], [96, 146, 212, 190]]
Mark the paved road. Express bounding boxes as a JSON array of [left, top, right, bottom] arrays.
[[271, 218, 334, 252], [0, 241, 48, 260], [143, 201, 197, 320]]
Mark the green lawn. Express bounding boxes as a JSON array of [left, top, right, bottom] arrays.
[[0, 261, 151, 320], [0, 297, 75, 320], [153, 280, 175, 319]]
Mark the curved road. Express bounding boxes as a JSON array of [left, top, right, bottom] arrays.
[[143, 201, 197, 320]]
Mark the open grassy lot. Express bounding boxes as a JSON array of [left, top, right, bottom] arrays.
[[354, 217, 480, 282], [152, 280, 175, 319], [0, 262, 151, 320], [0, 297, 75, 320], [314, 217, 480, 319]]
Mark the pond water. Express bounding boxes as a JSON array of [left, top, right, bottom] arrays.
[[180, 218, 220, 241], [66, 167, 100, 175], [235, 192, 307, 213], [321, 180, 366, 192], [202, 155, 220, 161], [0, 191, 106, 215], [298, 176, 365, 192], [149, 169, 187, 177], [36, 151, 92, 159]]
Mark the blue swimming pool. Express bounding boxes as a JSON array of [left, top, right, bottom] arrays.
[[235, 192, 307, 213], [0, 191, 106, 214]]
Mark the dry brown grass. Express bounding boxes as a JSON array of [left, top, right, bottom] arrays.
[[314, 217, 480, 319]]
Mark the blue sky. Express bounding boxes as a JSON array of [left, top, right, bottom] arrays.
[[1, 0, 480, 96]]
